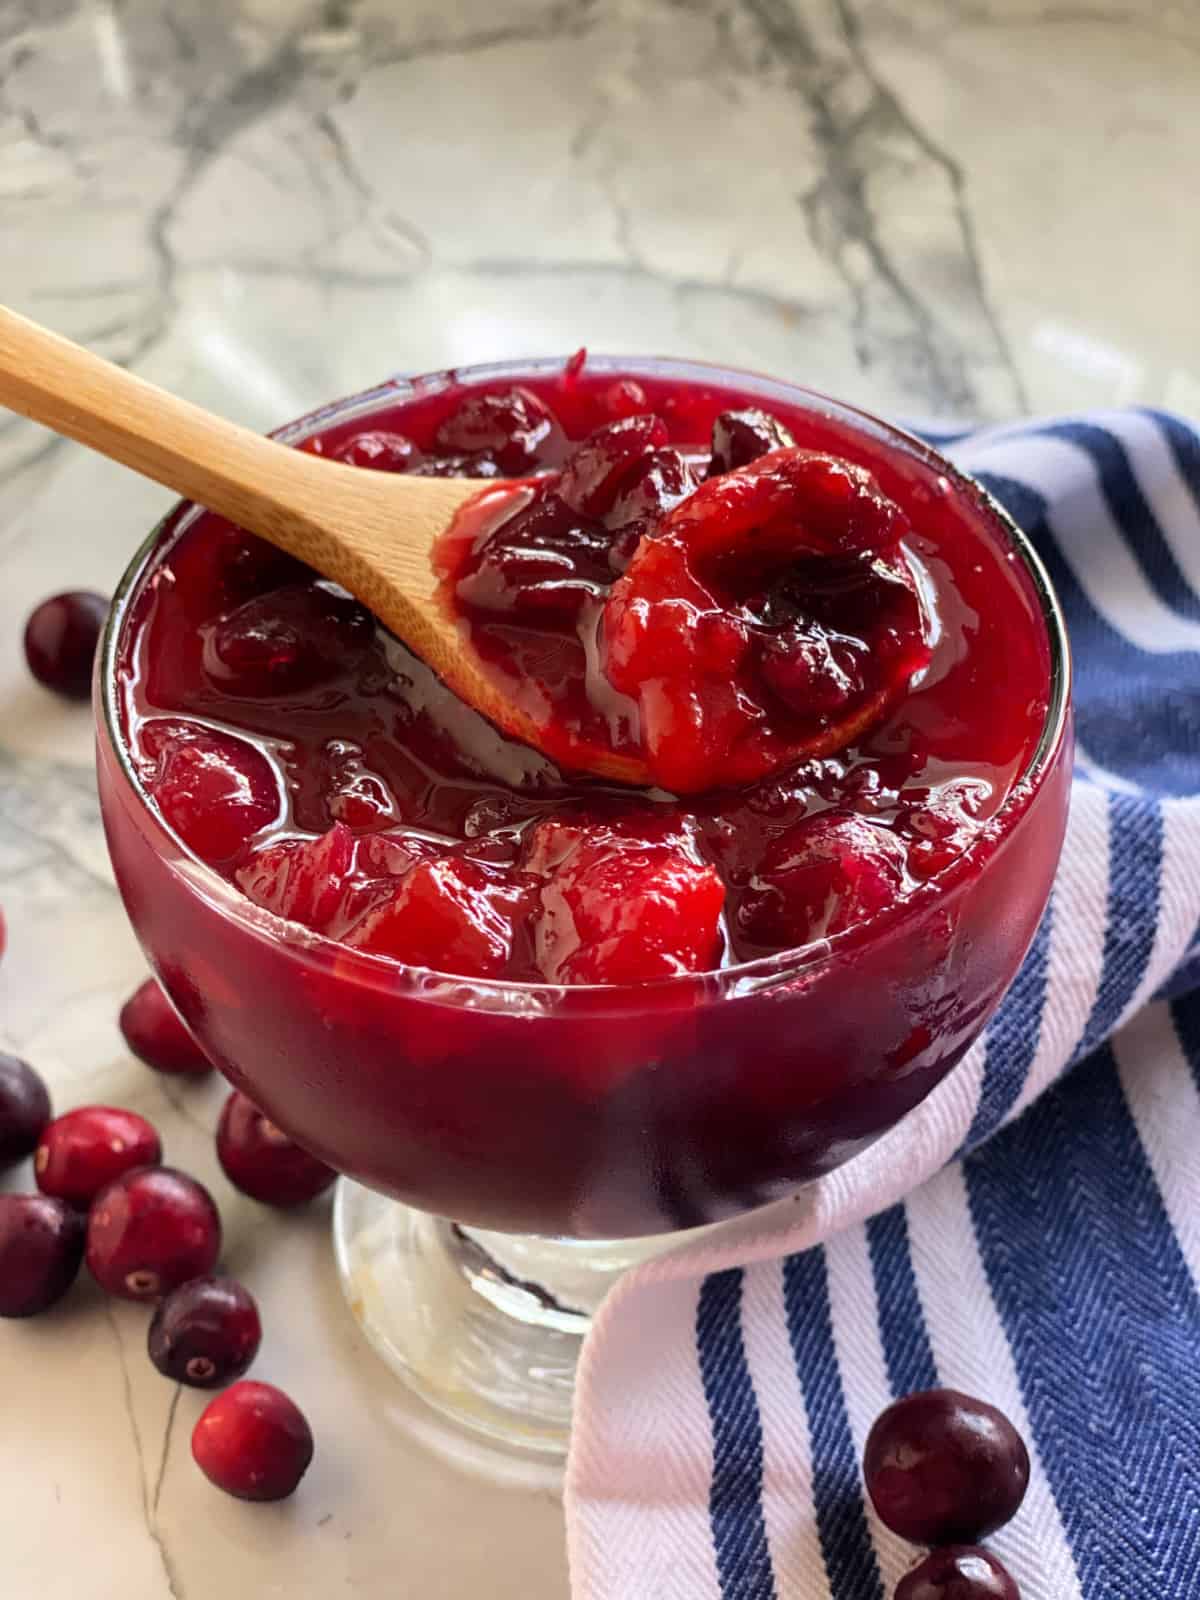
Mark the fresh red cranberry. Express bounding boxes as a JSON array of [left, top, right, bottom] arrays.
[[235, 823, 355, 932], [86, 1166, 221, 1301], [192, 1380, 314, 1501], [120, 978, 213, 1075], [895, 1547, 1021, 1600], [23, 590, 108, 699], [0, 1054, 51, 1167], [864, 1389, 1030, 1545], [216, 1091, 336, 1208], [35, 1106, 162, 1210], [434, 386, 556, 473], [333, 430, 414, 471], [345, 856, 536, 979], [0, 1194, 85, 1316], [737, 811, 907, 953], [559, 414, 670, 517], [148, 1275, 262, 1388], [148, 724, 279, 865], [709, 408, 797, 474], [204, 581, 373, 697]]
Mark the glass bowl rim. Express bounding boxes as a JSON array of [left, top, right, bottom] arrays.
[[97, 353, 1073, 1002]]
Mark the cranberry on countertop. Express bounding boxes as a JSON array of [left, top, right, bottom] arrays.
[[216, 1091, 336, 1208], [23, 590, 109, 700], [0, 1194, 85, 1317], [0, 1054, 51, 1168], [895, 1546, 1021, 1600], [120, 978, 213, 1076], [35, 1105, 162, 1210], [86, 1166, 221, 1301], [864, 1388, 1030, 1545], [192, 1380, 314, 1502], [148, 1276, 262, 1389]]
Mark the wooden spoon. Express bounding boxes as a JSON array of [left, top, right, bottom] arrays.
[[0, 303, 649, 785]]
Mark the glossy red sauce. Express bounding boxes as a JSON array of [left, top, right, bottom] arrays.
[[115, 358, 1050, 987]]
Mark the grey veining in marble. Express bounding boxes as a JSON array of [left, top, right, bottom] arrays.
[[1, 2, 1198, 1595]]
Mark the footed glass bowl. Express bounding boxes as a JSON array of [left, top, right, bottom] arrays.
[[96, 358, 1073, 1453]]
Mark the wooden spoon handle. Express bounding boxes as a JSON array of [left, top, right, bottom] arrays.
[[0, 302, 338, 535]]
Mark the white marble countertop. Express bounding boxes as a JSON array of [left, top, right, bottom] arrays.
[[2, 1, 1198, 1595]]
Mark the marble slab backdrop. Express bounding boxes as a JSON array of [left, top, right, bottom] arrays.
[[1, 1, 1197, 1595]]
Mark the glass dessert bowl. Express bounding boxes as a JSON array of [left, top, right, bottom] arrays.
[[95, 356, 1073, 1455]]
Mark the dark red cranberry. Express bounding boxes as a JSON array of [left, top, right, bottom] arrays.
[[148, 1276, 262, 1388], [35, 1106, 162, 1210], [120, 977, 212, 1076], [434, 386, 555, 473], [148, 724, 279, 865], [0, 1054, 51, 1168], [216, 1091, 336, 1208], [558, 414, 670, 517], [192, 1380, 314, 1501], [895, 1546, 1021, 1600], [708, 408, 796, 475], [23, 590, 108, 699], [86, 1166, 221, 1302], [333, 430, 414, 471], [758, 626, 867, 717], [864, 1389, 1030, 1545], [0, 1194, 85, 1316], [204, 581, 373, 697], [605, 448, 698, 533]]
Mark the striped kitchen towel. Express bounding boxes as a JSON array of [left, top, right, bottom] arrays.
[[566, 409, 1200, 1600]]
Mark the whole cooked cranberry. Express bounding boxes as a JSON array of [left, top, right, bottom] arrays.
[[434, 386, 555, 473], [895, 1546, 1020, 1600], [23, 590, 109, 699], [192, 1380, 314, 1501], [148, 1275, 262, 1388], [120, 978, 212, 1075], [334, 430, 414, 471], [0, 1194, 85, 1316], [559, 414, 670, 517], [0, 1054, 51, 1167], [35, 1106, 162, 1209], [605, 448, 697, 534], [149, 724, 279, 865], [205, 581, 373, 698], [737, 811, 906, 953], [864, 1389, 1030, 1545], [708, 408, 796, 475], [86, 1166, 221, 1301], [216, 1091, 336, 1208], [759, 626, 867, 717]]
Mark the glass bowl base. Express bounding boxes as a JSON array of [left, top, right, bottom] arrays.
[[332, 1179, 666, 1457]]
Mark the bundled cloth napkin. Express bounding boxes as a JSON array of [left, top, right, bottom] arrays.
[[566, 410, 1200, 1600]]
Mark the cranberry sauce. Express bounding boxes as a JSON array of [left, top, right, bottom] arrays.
[[115, 358, 1051, 989]]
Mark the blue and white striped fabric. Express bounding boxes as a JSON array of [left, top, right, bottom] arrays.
[[565, 409, 1200, 1600]]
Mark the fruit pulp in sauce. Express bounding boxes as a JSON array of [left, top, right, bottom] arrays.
[[115, 360, 1052, 988]]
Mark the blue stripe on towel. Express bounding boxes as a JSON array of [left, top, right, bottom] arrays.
[[697, 1269, 776, 1600]]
